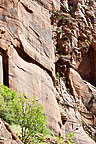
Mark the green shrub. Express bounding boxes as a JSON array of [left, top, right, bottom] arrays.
[[0, 84, 50, 144], [92, 94, 96, 99], [0, 84, 18, 124], [56, 72, 60, 79], [69, 6, 73, 11], [0, 84, 76, 144], [48, 132, 75, 144], [12, 94, 50, 143], [65, 133, 76, 144]]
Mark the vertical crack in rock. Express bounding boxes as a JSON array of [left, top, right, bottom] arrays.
[[0, 48, 9, 87], [20, 1, 33, 13]]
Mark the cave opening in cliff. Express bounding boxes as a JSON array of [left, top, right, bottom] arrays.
[[78, 47, 95, 86], [0, 49, 9, 87], [3, 54, 9, 87]]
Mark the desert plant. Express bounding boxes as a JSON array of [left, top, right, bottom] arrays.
[[92, 94, 96, 99], [56, 72, 60, 79], [0, 84, 50, 144], [11, 94, 50, 143], [53, 132, 75, 144], [0, 84, 18, 124], [66, 132, 76, 144], [69, 6, 73, 11]]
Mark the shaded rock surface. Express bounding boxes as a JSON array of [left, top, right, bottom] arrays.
[[53, 0, 96, 143]]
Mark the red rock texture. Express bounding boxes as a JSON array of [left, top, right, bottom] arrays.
[[0, 0, 96, 144], [0, 0, 62, 136], [53, 0, 96, 143], [0, 118, 22, 144]]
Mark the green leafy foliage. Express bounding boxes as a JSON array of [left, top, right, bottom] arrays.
[[69, 6, 73, 11], [92, 94, 96, 99], [56, 72, 60, 79], [40, 132, 75, 144], [11, 94, 50, 143], [65, 133, 76, 144], [0, 84, 75, 144], [0, 84, 18, 124], [43, 133, 76, 144], [0, 84, 50, 144]]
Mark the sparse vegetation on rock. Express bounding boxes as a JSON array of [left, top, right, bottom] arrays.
[[0, 84, 50, 144]]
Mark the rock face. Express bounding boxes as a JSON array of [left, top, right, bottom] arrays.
[[0, 0, 62, 136], [0, 0, 96, 144], [0, 118, 22, 144], [52, 0, 96, 143]]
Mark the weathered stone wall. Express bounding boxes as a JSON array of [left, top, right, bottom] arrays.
[[0, 0, 96, 144], [53, 0, 96, 143], [0, 0, 62, 135]]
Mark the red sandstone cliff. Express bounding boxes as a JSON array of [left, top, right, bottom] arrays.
[[0, 0, 96, 143]]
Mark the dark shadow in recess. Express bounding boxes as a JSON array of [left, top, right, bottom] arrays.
[[0, 48, 9, 87]]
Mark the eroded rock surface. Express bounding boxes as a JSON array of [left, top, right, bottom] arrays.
[[0, 118, 22, 144], [0, 0, 96, 144], [53, 0, 96, 143], [0, 0, 62, 136]]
